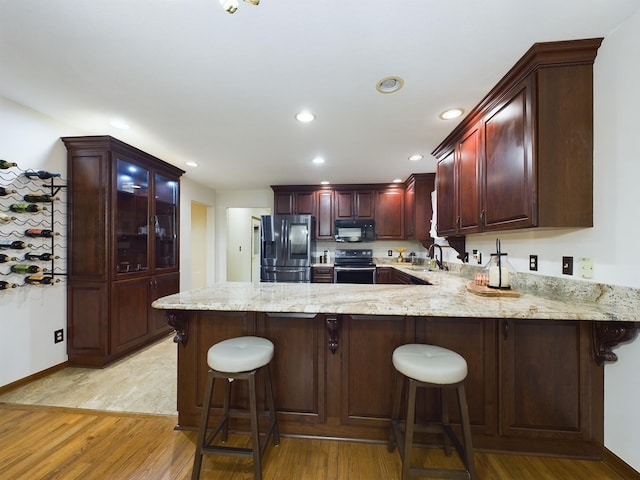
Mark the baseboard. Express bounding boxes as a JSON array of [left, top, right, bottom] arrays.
[[603, 447, 640, 479], [0, 361, 68, 395]]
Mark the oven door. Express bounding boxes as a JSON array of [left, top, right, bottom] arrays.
[[333, 266, 376, 284]]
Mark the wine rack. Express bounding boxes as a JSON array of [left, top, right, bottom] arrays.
[[0, 161, 67, 289]]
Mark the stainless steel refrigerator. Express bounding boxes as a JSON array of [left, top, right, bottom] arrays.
[[260, 215, 315, 282]]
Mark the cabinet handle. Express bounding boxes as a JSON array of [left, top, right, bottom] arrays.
[[456, 216, 461, 227], [503, 320, 510, 339]]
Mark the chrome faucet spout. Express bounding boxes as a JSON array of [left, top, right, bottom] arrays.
[[428, 244, 444, 270]]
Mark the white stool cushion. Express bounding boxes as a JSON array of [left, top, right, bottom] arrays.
[[392, 344, 467, 385], [208, 336, 274, 373]]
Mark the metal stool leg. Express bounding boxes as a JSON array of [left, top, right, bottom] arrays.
[[401, 379, 418, 480], [457, 383, 477, 480], [263, 363, 280, 446], [388, 371, 404, 452], [440, 387, 452, 457], [192, 370, 216, 480]]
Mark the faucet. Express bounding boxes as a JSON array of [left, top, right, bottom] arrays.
[[428, 243, 444, 270]]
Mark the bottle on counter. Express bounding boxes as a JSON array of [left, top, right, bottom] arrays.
[[9, 203, 46, 213], [24, 229, 58, 238], [0, 160, 18, 169], [0, 253, 19, 263], [23, 193, 58, 203], [0, 241, 34, 250], [0, 187, 17, 196], [0, 280, 18, 290], [24, 252, 59, 261], [10, 264, 45, 274], [24, 170, 61, 180], [0, 213, 17, 224]]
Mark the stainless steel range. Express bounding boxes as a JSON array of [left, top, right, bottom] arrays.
[[333, 248, 376, 284]]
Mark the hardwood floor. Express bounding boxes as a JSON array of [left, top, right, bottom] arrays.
[[0, 403, 631, 480]]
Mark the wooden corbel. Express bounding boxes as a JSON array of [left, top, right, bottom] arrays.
[[592, 321, 639, 366]]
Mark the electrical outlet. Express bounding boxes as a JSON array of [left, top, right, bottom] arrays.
[[54, 329, 64, 344], [529, 255, 538, 271], [562, 256, 573, 275], [578, 257, 593, 278]]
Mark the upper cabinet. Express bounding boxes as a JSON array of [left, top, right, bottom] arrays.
[[405, 173, 436, 244], [273, 187, 315, 215], [334, 189, 375, 219], [433, 38, 602, 237], [375, 186, 405, 239]]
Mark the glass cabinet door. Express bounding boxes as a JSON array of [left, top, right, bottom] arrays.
[[153, 173, 178, 269], [116, 158, 149, 274]]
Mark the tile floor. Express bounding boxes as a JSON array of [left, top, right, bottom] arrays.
[[0, 334, 177, 415]]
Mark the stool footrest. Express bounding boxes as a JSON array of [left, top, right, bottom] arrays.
[[202, 445, 253, 458]]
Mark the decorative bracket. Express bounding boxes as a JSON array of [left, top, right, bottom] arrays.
[[166, 311, 188, 346], [326, 315, 339, 355], [592, 321, 639, 366], [445, 235, 467, 261]]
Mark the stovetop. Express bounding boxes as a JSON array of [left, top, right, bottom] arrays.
[[334, 248, 375, 267]]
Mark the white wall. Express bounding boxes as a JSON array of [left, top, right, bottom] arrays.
[[0, 96, 80, 386], [226, 208, 270, 282], [462, 13, 640, 471]]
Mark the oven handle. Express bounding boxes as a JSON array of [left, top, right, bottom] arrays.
[[334, 266, 377, 272]]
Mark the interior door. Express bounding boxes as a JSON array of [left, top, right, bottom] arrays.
[[251, 216, 261, 283]]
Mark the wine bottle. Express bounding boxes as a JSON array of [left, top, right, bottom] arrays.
[[24, 170, 61, 180], [0, 213, 17, 223], [24, 252, 59, 261], [24, 229, 58, 238], [0, 187, 17, 196], [25, 275, 59, 285], [9, 203, 46, 213], [0, 280, 18, 290], [0, 253, 19, 263], [0, 241, 33, 250], [0, 160, 18, 169], [22, 193, 58, 202], [10, 264, 44, 274]]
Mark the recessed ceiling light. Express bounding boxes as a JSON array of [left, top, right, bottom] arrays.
[[439, 108, 464, 120], [408, 154, 423, 161], [392, 178, 403, 183], [320, 181, 330, 185], [110, 119, 130, 130], [376, 76, 404, 94], [312, 157, 325, 164], [185, 161, 199, 168], [296, 111, 316, 123]]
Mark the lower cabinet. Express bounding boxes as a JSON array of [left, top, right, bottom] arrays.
[[174, 311, 603, 457], [311, 266, 334, 283]]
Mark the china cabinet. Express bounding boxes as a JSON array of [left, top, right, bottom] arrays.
[[62, 135, 184, 366]]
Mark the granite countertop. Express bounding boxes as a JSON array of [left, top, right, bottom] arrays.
[[153, 266, 640, 322]]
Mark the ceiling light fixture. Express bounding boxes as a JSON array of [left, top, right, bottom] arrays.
[[408, 154, 423, 161], [218, 0, 258, 14], [393, 178, 403, 183], [439, 108, 464, 120], [376, 76, 404, 94], [185, 161, 199, 168], [296, 111, 316, 123], [110, 119, 130, 130], [320, 181, 330, 185], [312, 157, 325, 164]]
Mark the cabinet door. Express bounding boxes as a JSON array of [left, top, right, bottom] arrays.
[[499, 319, 601, 450], [259, 313, 326, 424], [341, 315, 412, 427], [375, 267, 393, 284], [483, 80, 534, 230], [404, 179, 416, 238], [316, 189, 334, 240], [294, 191, 315, 215], [375, 188, 405, 239], [418, 318, 497, 436], [457, 124, 482, 233], [354, 190, 374, 218], [148, 272, 180, 335], [153, 172, 179, 272], [111, 277, 151, 355], [274, 192, 294, 215], [436, 151, 456, 236], [334, 190, 354, 219], [115, 157, 150, 276]]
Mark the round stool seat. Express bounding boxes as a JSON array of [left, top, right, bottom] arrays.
[[208, 336, 274, 373], [392, 344, 467, 385]]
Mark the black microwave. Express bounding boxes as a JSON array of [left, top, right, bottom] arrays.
[[334, 219, 376, 242]]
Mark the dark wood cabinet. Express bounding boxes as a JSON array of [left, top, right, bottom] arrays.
[[433, 38, 602, 237], [315, 188, 334, 240], [375, 186, 405, 239], [311, 266, 334, 283], [375, 266, 393, 284], [272, 187, 315, 215], [334, 189, 375, 219], [405, 173, 435, 244], [62, 135, 183, 367]]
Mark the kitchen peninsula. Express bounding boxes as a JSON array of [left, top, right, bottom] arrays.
[[153, 269, 639, 459]]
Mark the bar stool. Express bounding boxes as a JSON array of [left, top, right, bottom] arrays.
[[388, 344, 477, 480], [191, 336, 280, 480]]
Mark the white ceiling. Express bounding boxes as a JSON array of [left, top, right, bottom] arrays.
[[1, 0, 638, 190]]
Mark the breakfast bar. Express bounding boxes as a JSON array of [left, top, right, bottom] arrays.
[[152, 269, 639, 459]]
